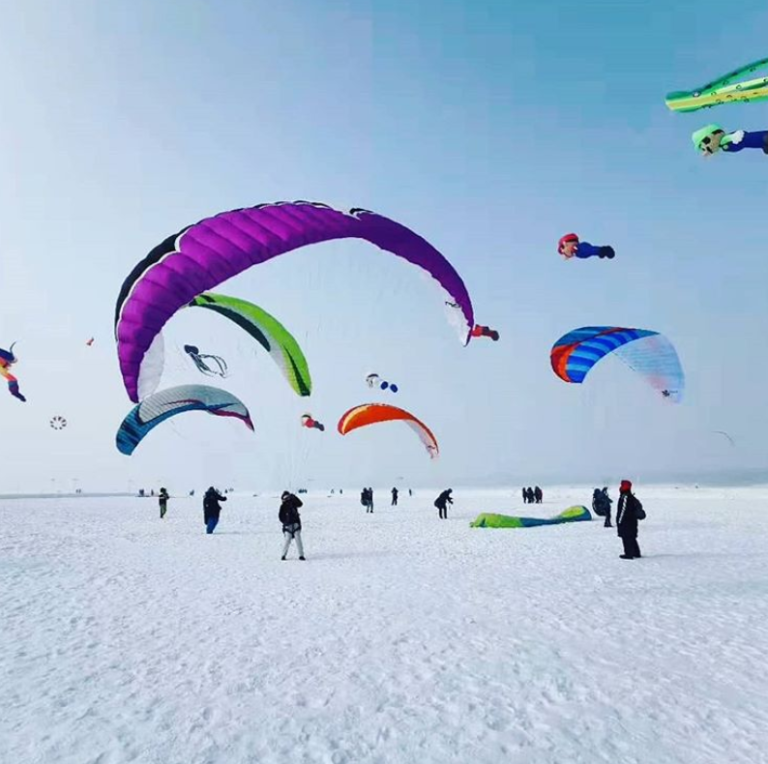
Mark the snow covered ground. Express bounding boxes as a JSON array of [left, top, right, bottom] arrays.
[[2, 486, 767, 764]]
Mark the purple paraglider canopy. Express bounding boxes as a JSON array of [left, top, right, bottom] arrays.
[[115, 201, 475, 402]]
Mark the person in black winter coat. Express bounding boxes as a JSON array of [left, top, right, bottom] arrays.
[[203, 486, 227, 534], [525, 487, 534, 504], [435, 489, 453, 519], [601, 486, 613, 527], [534, 486, 543, 504], [158, 487, 170, 519], [616, 480, 645, 559], [279, 491, 305, 560], [592, 487, 613, 528], [391, 487, 398, 506]]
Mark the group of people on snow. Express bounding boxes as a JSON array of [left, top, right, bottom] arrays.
[[360, 487, 375, 513], [522, 486, 543, 504], [155, 479, 645, 561], [362, 486, 413, 510]]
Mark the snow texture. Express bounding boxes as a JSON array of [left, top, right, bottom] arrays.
[[2, 486, 767, 764]]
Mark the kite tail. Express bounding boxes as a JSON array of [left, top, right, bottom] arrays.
[[8, 380, 26, 402]]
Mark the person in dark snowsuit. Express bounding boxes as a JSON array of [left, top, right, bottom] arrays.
[[526, 487, 535, 504], [592, 487, 613, 528], [592, 488, 605, 523], [279, 491, 305, 560], [391, 487, 399, 506], [158, 487, 169, 519], [203, 486, 227, 534], [616, 480, 645, 559], [367, 488, 374, 513], [534, 486, 543, 504], [521, 487, 527, 504], [435, 489, 453, 519]]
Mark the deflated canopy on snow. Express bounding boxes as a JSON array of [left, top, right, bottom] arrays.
[[115, 201, 475, 402], [337, 403, 438, 459], [470, 506, 592, 528], [190, 293, 311, 396], [550, 326, 684, 403], [116, 384, 254, 456]]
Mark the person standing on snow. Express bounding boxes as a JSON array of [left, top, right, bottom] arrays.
[[534, 486, 543, 504], [596, 487, 613, 528], [435, 488, 453, 519], [391, 487, 399, 506], [203, 486, 227, 534], [592, 488, 608, 526], [279, 490, 305, 560], [616, 480, 645, 559], [158, 487, 170, 519]]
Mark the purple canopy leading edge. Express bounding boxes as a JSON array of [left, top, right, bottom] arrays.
[[115, 201, 475, 402]]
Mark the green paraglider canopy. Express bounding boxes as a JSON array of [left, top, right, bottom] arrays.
[[189, 293, 312, 397]]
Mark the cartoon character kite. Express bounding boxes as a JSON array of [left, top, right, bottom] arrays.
[[365, 373, 399, 393], [558, 234, 615, 260], [692, 123, 768, 157], [301, 413, 325, 432], [0, 344, 26, 402], [471, 325, 500, 341]]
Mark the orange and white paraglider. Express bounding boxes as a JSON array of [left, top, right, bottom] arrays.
[[338, 403, 438, 459]]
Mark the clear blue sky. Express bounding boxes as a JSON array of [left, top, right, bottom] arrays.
[[1, 0, 767, 492]]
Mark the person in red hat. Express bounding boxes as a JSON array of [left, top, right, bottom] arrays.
[[616, 480, 646, 559], [558, 233, 615, 260]]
